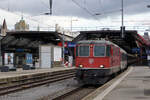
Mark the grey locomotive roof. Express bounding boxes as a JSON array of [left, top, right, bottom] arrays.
[[77, 40, 127, 53], [77, 40, 116, 45]]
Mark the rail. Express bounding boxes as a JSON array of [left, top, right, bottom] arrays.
[[0, 69, 76, 96], [52, 86, 97, 100]]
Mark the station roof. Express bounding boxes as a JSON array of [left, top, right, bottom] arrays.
[[73, 30, 149, 54], [1, 31, 62, 53]]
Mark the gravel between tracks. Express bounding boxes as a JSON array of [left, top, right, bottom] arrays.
[[0, 78, 79, 100]]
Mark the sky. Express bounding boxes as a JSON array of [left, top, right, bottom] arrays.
[[0, 0, 150, 35], [0, 0, 149, 18]]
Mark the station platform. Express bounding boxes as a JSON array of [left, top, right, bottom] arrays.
[[0, 66, 75, 79], [95, 66, 150, 100]]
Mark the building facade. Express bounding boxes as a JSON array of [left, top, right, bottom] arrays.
[[15, 17, 29, 31], [0, 19, 7, 36]]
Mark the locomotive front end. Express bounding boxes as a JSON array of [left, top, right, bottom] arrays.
[[75, 40, 112, 84]]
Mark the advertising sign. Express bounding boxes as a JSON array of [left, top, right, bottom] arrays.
[[26, 53, 33, 64], [4, 53, 14, 65]]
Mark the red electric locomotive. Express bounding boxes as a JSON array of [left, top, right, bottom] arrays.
[[75, 40, 127, 85]]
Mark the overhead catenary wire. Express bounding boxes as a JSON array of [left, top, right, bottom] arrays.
[[71, 0, 121, 25], [71, 0, 94, 17], [98, 0, 104, 13], [83, 0, 86, 8], [95, 9, 121, 15], [71, 0, 103, 25], [40, 0, 50, 9]]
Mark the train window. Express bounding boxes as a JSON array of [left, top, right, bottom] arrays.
[[113, 47, 115, 56], [122, 53, 127, 61], [118, 49, 120, 56], [115, 48, 119, 56], [94, 46, 105, 57], [106, 46, 111, 56], [76, 46, 78, 56], [116, 48, 119, 56], [79, 45, 90, 57]]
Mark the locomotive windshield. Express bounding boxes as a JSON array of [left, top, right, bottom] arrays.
[[94, 46, 105, 56], [76, 44, 111, 57], [78, 45, 90, 57], [94, 45, 111, 57]]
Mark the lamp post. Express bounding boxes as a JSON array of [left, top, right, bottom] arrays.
[[70, 18, 78, 36], [62, 31, 65, 67], [56, 25, 65, 67]]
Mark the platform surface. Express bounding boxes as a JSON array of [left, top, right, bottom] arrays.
[[0, 66, 75, 79], [102, 66, 150, 100]]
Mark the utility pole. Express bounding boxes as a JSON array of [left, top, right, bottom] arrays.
[[49, 0, 52, 15], [121, 0, 125, 38], [44, 0, 53, 15]]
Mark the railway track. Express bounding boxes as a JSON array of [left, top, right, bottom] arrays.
[[52, 86, 97, 100], [0, 69, 76, 96], [40, 67, 132, 100]]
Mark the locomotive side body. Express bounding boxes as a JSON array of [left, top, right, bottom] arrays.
[[75, 40, 127, 85]]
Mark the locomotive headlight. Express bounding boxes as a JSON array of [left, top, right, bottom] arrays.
[[100, 65, 104, 68], [79, 65, 83, 68]]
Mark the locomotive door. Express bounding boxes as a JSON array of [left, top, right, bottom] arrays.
[[110, 45, 114, 66]]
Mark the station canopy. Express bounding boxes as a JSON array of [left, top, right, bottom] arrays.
[[72, 30, 149, 54], [1, 31, 62, 53]]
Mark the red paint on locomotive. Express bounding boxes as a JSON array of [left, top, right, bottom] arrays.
[[75, 40, 128, 85], [75, 42, 121, 69]]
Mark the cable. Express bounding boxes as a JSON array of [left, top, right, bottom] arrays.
[[72, 0, 94, 17], [98, 0, 104, 13], [40, 0, 50, 9], [96, 9, 121, 15], [71, 0, 103, 25], [83, 0, 86, 8]]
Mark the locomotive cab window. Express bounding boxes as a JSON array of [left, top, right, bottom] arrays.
[[94, 45, 105, 57], [78, 45, 90, 57]]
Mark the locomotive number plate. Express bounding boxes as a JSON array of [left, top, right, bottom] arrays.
[[89, 58, 94, 64]]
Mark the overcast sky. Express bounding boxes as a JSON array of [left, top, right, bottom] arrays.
[[0, 0, 150, 19]]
